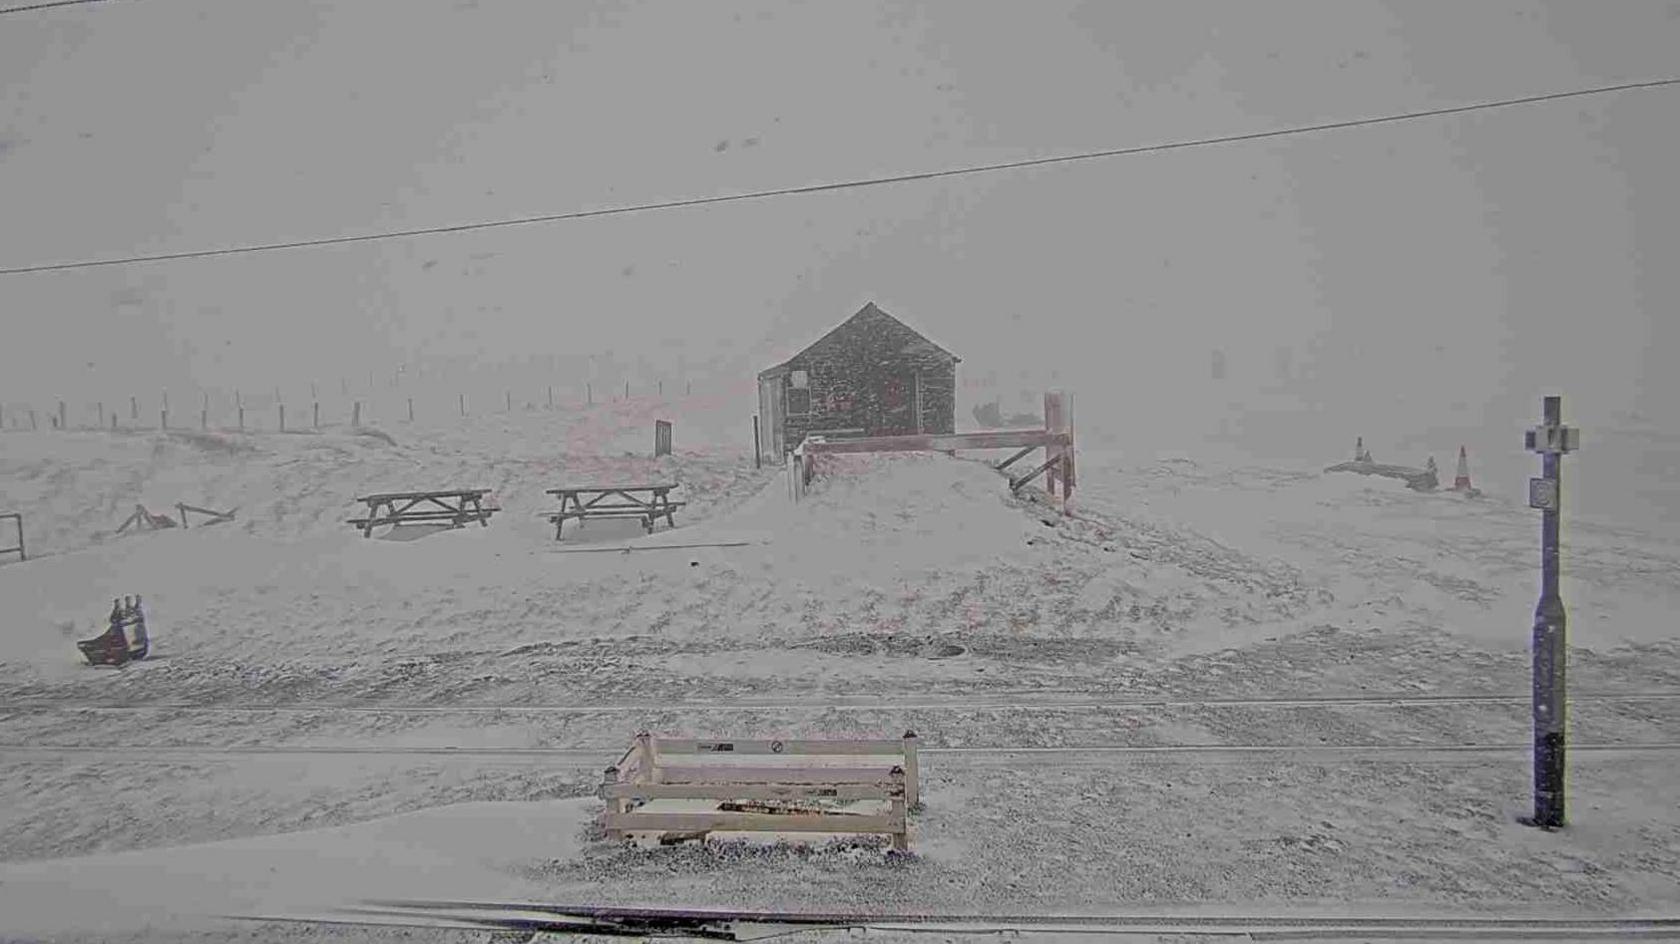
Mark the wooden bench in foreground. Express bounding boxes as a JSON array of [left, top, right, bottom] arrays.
[[541, 484, 683, 540], [599, 731, 919, 851], [349, 489, 497, 537]]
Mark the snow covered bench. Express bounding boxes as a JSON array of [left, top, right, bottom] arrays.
[[541, 484, 683, 540], [348, 489, 498, 537], [599, 731, 919, 852]]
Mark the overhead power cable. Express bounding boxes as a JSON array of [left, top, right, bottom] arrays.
[[0, 0, 124, 16], [1, 76, 1676, 277]]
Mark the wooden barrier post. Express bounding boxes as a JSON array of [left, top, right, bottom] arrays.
[[603, 766, 626, 840], [278, 402, 286, 432], [902, 730, 920, 809], [506, 390, 512, 413], [889, 766, 910, 852], [624, 380, 630, 400], [655, 420, 673, 457], [313, 401, 320, 429], [130, 395, 138, 420], [587, 383, 593, 406], [160, 391, 168, 430], [201, 392, 209, 430], [547, 385, 553, 410], [753, 415, 762, 468], [352, 401, 362, 427], [28, 409, 37, 431], [636, 730, 658, 783], [407, 397, 414, 422], [459, 393, 466, 417], [97, 401, 104, 428], [58, 399, 66, 431], [236, 391, 245, 430], [110, 412, 116, 430]]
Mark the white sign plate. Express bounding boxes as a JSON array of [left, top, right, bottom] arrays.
[[1529, 477, 1559, 511]]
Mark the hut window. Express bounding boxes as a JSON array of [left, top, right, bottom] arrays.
[[786, 370, 811, 414]]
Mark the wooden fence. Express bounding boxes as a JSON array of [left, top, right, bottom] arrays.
[[599, 731, 919, 851]]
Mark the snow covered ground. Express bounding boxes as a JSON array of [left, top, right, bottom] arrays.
[[2, 405, 1680, 943]]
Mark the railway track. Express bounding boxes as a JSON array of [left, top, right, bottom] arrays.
[[247, 899, 1680, 940], [4, 741, 1679, 762], [3, 689, 1678, 716]]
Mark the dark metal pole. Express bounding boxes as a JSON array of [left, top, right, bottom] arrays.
[[753, 415, 762, 469], [1526, 394, 1572, 829]]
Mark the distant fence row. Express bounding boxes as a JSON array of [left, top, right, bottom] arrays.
[[0, 379, 732, 433]]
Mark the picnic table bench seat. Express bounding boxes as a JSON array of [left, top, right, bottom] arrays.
[[541, 484, 683, 540], [349, 489, 498, 537]]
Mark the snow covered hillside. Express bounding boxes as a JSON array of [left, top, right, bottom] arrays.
[[2, 401, 1679, 940]]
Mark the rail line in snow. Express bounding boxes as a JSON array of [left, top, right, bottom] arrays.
[[5, 741, 1680, 763], [3, 689, 1679, 716], [247, 900, 1680, 940]]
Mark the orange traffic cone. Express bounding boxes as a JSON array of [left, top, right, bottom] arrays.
[[1453, 446, 1473, 491]]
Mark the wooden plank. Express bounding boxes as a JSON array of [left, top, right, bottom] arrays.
[[600, 783, 893, 801], [356, 489, 489, 503], [1009, 454, 1062, 493], [654, 738, 908, 757], [802, 430, 1070, 455], [655, 766, 900, 785], [546, 485, 676, 495], [995, 445, 1036, 471], [604, 812, 899, 835]]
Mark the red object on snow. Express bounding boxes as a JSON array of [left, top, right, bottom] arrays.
[[1453, 446, 1473, 491]]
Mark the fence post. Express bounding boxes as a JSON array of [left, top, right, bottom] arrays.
[[586, 383, 593, 405], [160, 390, 168, 431], [130, 395, 138, 420], [97, 401, 104, 428], [602, 766, 626, 840], [902, 730, 920, 809], [459, 393, 466, 417], [110, 412, 116, 430], [29, 409, 37, 431], [201, 392, 209, 430], [624, 380, 630, 400], [352, 401, 362, 427], [547, 385, 554, 410], [278, 403, 286, 432], [889, 766, 910, 852], [506, 390, 512, 413], [236, 390, 244, 431], [753, 415, 762, 468], [313, 401, 320, 429], [407, 397, 414, 422], [58, 399, 66, 431], [655, 420, 672, 457], [636, 730, 658, 782]]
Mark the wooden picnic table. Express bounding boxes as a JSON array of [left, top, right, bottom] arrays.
[[349, 488, 497, 537], [542, 483, 683, 540]]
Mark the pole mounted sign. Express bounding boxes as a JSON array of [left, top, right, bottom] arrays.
[[1522, 395, 1577, 830]]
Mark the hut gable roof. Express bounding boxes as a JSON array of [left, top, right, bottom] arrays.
[[759, 302, 958, 378]]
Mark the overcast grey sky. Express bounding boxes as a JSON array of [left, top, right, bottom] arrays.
[[3, 0, 1678, 517]]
